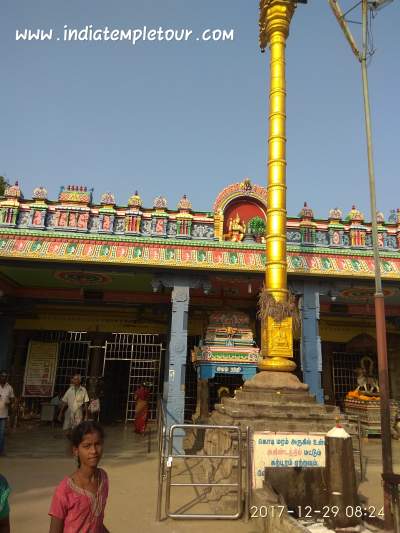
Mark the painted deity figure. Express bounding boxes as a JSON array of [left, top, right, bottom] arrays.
[[228, 213, 246, 242], [102, 215, 111, 231], [32, 210, 42, 226], [155, 218, 164, 233], [69, 212, 77, 227], [78, 212, 89, 229], [58, 211, 67, 227]]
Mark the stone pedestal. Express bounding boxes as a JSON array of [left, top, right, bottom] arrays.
[[191, 371, 356, 520], [212, 372, 339, 433]]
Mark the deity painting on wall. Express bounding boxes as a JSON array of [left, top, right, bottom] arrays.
[[32, 210, 43, 225], [102, 215, 111, 231], [116, 245, 128, 258], [182, 249, 192, 262], [155, 218, 165, 233], [133, 247, 143, 258], [58, 212, 67, 227], [78, 213, 89, 229], [69, 212, 77, 227], [83, 244, 95, 256], [165, 248, 175, 260], [100, 245, 110, 256], [48, 242, 61, 254]]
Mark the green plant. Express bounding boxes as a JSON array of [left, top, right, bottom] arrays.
[[248, 216, 266, 237], [0, 177, 9, 196]]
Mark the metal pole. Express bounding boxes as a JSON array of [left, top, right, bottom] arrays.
[[360, 0, 393, 528]]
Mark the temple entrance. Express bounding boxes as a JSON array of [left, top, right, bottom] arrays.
[[101, 360, 130, 424], [102, 333, 164, 422]]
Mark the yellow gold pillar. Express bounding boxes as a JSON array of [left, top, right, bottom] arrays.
[[259, 0, 296, 372]]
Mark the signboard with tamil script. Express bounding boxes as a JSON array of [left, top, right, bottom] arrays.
[[23, 341, 59, 397], [251, 431, 326, 489]]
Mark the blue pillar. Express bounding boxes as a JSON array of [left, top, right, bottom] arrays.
[[164, 284, 189, 432], [301, 283, 324, 403], [0, 316, 15, 372]]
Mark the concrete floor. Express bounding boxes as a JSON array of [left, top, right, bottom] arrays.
[[0, 423, 399, 532]]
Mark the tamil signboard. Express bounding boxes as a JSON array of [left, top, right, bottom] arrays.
[[23, 341, 59, 397], [252, 431, 326, 489]]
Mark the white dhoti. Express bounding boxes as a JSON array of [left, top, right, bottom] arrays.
[[62, 385, 89, 431]]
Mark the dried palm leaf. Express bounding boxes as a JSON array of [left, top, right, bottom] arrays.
[[258, 286, 300, 334]]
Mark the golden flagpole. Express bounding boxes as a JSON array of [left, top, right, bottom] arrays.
[[259, 0, 297, 372]]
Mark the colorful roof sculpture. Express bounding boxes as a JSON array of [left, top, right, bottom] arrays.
[[4, 181, 22, 199], [32, 186, 48, 201], [299, 202, 314, 220], [58, 185, 92, 204], [153, 196, 167, 210], [0, 178, 398, 279], [177, 195, 192, 212], [328, 207, 343, 221], [376, 211, 385, 225], [100, 192, 116, 205], [128, 191, 142, 208], [347, 205, 364, 223]]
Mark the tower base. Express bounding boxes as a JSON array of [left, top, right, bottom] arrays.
[[184, 372, 358, 524]]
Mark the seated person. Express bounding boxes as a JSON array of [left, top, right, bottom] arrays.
[[0, 474, 10, 533]]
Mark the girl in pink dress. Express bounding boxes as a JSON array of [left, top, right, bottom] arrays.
[[49, 421, 109, 533]]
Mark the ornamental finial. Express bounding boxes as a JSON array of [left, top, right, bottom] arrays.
[[177, 194, 192, 212], [100, 192, 116, 205], [299, 201, 314, 220], [32, 186, 48, 200], [128, 191, 142, 208], [153, 196, 168, 210], [329, 207, 343, 221], [347, 205, 364, 223]]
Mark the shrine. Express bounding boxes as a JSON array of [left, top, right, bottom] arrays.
[[0, 177, 399, 427]]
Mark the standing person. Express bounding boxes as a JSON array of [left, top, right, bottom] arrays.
[[0, 372, 14, 456], [58, 374, 89, 433], [0, 474, 10, 533], [49, 421, 109, 533], [133, 382, 150, 434], [88, 392, 100, 422]]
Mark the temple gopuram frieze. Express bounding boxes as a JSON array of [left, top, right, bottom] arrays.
[[0, 179, 399, 279]]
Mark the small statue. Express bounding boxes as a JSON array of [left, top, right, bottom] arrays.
[[354, 356, 380, 394], [228, 213, 246, 242], [392, 410, 400, 440]]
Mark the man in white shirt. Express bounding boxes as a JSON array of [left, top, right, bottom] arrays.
[[58, 374, 89, 431], [0, 372, 14, 456]]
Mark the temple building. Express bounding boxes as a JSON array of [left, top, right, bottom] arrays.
[[0, 178, 399, 426]]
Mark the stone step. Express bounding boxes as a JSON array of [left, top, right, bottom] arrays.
[[217, 403, 340, 420], [233, 389, 316, 403], [222, 396, 339, 413]]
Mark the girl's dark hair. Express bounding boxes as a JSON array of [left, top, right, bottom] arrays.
[[70, 421, 105, 448]]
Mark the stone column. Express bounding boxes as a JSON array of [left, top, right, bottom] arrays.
[[11, 330, 29, 395], [164, 284, 189, 430], [300, 282, 323, 403], [0, 315, 15, 372], [153, 274, 209, 451]]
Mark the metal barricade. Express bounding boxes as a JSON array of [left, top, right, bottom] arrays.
[[346, 413, 366, 481], [165, 423, 243, 519], [382, 473, 400, 533]]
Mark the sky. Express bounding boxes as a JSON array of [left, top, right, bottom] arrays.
[[0, 0, 399, 220]]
